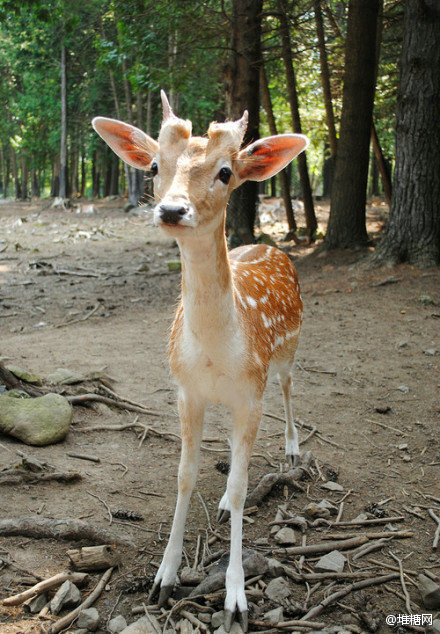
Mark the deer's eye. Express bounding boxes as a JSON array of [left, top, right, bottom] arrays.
[[150, 161, 158, 176], [218, 166, 232, 184]]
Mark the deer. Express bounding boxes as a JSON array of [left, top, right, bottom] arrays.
[[92, 91, 308, 632]]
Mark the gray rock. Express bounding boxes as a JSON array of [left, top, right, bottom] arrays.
[[8, 366, 42, 385], [418, 573, 440, 609], [120, 615, 160, 633], [424, 349, 437, 356], [274, 527, 297, 545], [24, 592, 48, 613], [304, 499, 338, 519], [214, 624, 244, 634], [190, 549, 268, 596], [266, 557, 285, 578], [211, 610, 224, 628], [47, 368, 85, 385], [426, 619, 440, 634], [0, 390, 72, 445], [352, 513, 369, 522], [124, 202, 135, 213], [108, 615, 127, 633], [265, 576, 292, 602], [315, 550, 346, 573], [179, 566, 205, 585], [50, 580, 81, 615], [264, 606, 284, 622], [321, 481, 344, 492], [77, 607, 99, 631]]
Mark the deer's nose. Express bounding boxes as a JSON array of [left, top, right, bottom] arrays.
[[159, 203, 188, 225]]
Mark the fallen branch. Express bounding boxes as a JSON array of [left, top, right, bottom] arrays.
[[246, 451, 311, 507], [0, 469, 81, 486], [250, 618, 326, 630], [325, 530, 413, 540], [75, 419, 179, 444], [54, 302, 101, 328], [2, 571, 88, 606], [67, 393, 162, 417], [389, 552, 412, 613], [273, 535, 368, 556], [0, 517, 135, 547], [45, 567, 113, 634], [331, 516, 405, 527], [301, 573, 399, 621], [0, 361, 43, 397], [428, 508, 440, 550], [66, 452, 101, 463]]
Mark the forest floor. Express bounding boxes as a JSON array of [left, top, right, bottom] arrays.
[[0, 197, 439, 634]]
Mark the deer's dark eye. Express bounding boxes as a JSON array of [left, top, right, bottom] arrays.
[[150, 161, 158, 176], [218, 166, 232, 184]]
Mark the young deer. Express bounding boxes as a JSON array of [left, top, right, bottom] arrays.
[[92, 92, 308, 632]]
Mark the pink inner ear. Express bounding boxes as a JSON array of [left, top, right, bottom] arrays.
[[238, 134, 308, 182], [93, 117, 156, 170]]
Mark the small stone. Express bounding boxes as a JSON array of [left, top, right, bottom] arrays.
[[304, 499, 338, 519], [211, 610, 224, 629], [179, 566, 205, 585], [50, 581, 81, 615], [77, 607, 99, 631], [418, 573, 440, 609], [265, 576, 292, 601], [264, 606, 284, 622], [315, 550, 346, 573], [24, 592, 48, 613], [0, 391, 72, 446], [419, 294, 436, 305], [254, 537, 270, 546], [136, 262, 150, 272], [274, 527, 297, 545], [402, 454, 411, 462], [321, 481, 344, 492], [424, 348, 437, 356], [47, 368, 85, 384], [197, 612, 211, 624], [108, 615, 128, 633], [214, 624, 244, 634], [352, 513, 369, 522], [426, 619, 440, 634], [396, 384, 409, 393], [398, 443, 408, 450], [120, 615, 161, 633], [8, 366, 42, 385], [266, 557, 285, 578]]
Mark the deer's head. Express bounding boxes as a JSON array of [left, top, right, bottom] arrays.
[[92, 91, 308, 237]]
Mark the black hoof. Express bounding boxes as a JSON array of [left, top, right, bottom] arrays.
[[158, 584, 174, 608], [147, 581, 160, 603], [239, 609, 248, 632], [287, 453, 300, 468], [224, 609, 234, 632], [217, 508, 231, 524]]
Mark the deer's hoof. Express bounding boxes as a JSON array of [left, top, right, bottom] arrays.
[[286, 452, 300, 468], [217, 508, 231, 524], [158, 584, 174, 608], [223, 608, 248, 632]]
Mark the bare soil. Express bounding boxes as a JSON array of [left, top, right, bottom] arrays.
[[0, 198, 439, 633]]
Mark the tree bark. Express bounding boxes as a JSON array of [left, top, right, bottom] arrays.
[[225, 0, 263, 247], [326, 0, 380, 249], [373, 0, 440, 266], [314, 0, 337, 158], [277, 0, 317, 238], [30, 168, 40, 198], [59, 44, 67, 199], [20, 155, 28, 200], [260, 65, 297, 233]]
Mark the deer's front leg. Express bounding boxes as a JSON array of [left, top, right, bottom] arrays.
[[224, 399, 262, 633], [149, 388, 205, 607]]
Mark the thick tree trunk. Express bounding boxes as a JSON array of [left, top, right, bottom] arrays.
[[10, 147, 20, 199], [314, 0, 337, 158], [59, 44, 67, 199], [20, 156, 28, 200], [225, 0, 263, 247], [373, 0, 440, 266], [30, 168, 40, 198], [278, 0, 317, 238], [92, 150, 100, 198], [51, 157, 59, 198], [80, 151, 86, 197], [371, 123, 392, 205], [325, 0, 380, 248], [260, 65, 296, 233]]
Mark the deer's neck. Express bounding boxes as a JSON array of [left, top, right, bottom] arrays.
[[177, 220, 236, 340]]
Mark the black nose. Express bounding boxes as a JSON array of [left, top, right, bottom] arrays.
[[159, 204, 187, 225]]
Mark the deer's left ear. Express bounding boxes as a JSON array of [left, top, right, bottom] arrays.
[[235, 134, 309, 183], [92, 117, 159, 170]]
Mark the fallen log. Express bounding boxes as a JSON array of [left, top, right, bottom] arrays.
[[0, 469, 81, 486], [273, 535, 368, 556], [0, 517, 136, 547], [66, 544, 120, 571]]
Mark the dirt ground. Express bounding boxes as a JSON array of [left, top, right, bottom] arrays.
[[0, 197, 439, 634]]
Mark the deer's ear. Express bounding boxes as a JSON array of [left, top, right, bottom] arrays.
[[92, 117, 159, 170], [235, 134, 309, 183]]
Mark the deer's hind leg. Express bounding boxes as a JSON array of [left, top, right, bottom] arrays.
[[278, 368, 300, 467]]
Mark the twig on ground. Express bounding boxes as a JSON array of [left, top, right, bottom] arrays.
[[325, 530, 413, 540], [197, 492, 213, 532], [45, 567, 113, 634], [2, 571, 88, 606], [67, 452, 101, 463], [67, 393, 162, 417], [428, 508, 440, 550], [87, 491, 113, 524], [274, 535, 368, 557], [0, 470, 81, 486], [389, 552, 412, 613], [301, 573, 398, 621]]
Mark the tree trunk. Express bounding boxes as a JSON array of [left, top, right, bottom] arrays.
[[31, 168, 40, 198], [51, 157, 59, 198], [10, 147, 20, 199], [59, 44, 67, 199], [92, 150, 100, 198], [260, 65, 296, 233], [325, 0, 380, 249], [109, 69, 130, 201], [0, 147, 6, 197], [80, 151, 86, 197], [121, 59, 140, 206], [277, 0, 317, 238], [373, 0, 440, 266], [225, 0, 263, 247], [371, 123, 392, 205], [314, 0, 337, 158], [20, 156, 28, 200]]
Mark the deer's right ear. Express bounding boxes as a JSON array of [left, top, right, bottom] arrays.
[[92, 117, 159, 170]]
